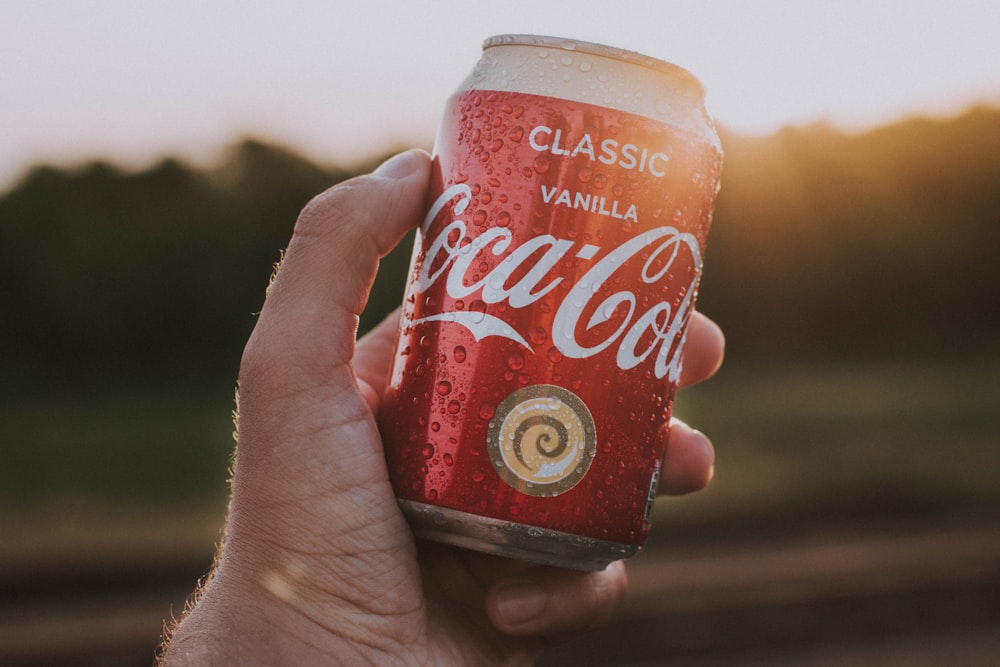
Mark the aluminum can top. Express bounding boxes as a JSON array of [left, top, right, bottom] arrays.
[[463, 34, 720, 151]]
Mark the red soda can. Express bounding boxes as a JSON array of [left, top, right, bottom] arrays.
[[379, 34, 722, 570]]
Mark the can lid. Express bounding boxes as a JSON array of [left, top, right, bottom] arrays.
[[482, 34, 705, 95]]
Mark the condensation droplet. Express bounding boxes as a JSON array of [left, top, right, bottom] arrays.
[[436, 380, 452, 396], [528, 326, 548, 345], [507, 351, 525, 371]]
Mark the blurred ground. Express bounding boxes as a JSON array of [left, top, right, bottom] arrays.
[[1, 515, 997, 665], [542, 516, 1000, 666], [2, 358, 997, 665]]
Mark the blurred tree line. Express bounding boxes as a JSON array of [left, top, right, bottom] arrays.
[[1, 107, 998, 394], [704, 106, 1000, 362]]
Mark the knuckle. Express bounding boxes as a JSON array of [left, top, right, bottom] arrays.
[[295, 181, 361, 242], [292, 178, 386, 266]]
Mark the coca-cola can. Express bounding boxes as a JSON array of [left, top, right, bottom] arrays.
[[379, 34, 722, 570]]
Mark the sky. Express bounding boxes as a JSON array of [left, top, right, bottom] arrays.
[[2, 0, 999, 189]]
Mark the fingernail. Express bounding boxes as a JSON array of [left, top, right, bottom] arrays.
[[493, 582, 547, 627], [374, 150, 421, 179]]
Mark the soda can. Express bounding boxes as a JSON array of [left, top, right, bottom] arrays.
[[379, 34, 723, 570]]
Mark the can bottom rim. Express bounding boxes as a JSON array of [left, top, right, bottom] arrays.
[[399, 500, 639, 571]]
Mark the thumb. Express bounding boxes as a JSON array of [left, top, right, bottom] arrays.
[[247, 149, 431, 377], [229, 148, 431, 537]]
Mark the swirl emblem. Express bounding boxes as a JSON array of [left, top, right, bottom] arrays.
[[487, 385, 597, 496]]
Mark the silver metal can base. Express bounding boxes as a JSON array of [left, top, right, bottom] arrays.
[[399, 500, 640, 571]]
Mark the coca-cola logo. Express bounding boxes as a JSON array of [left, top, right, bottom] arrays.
[[402, 184, 702, 382]]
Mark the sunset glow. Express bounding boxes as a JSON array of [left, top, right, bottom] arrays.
[[1, 1, 998, 187]]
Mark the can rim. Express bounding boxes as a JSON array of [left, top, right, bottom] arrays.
[[482, 34, 705, 95]]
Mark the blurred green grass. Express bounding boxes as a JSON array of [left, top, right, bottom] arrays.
[[2, 386, 234, 512], [657, 355, 1000, 539], [3, 357, 996, 560], [1, 385, 234, 562]]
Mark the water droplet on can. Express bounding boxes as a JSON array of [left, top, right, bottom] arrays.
[[507, 351, 525, 371], [528, 326, 548, 345]]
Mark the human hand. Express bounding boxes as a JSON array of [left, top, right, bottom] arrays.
[[159, 149, 723, 665]]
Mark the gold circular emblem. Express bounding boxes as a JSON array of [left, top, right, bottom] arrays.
[[486, 384, 597, 496]]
